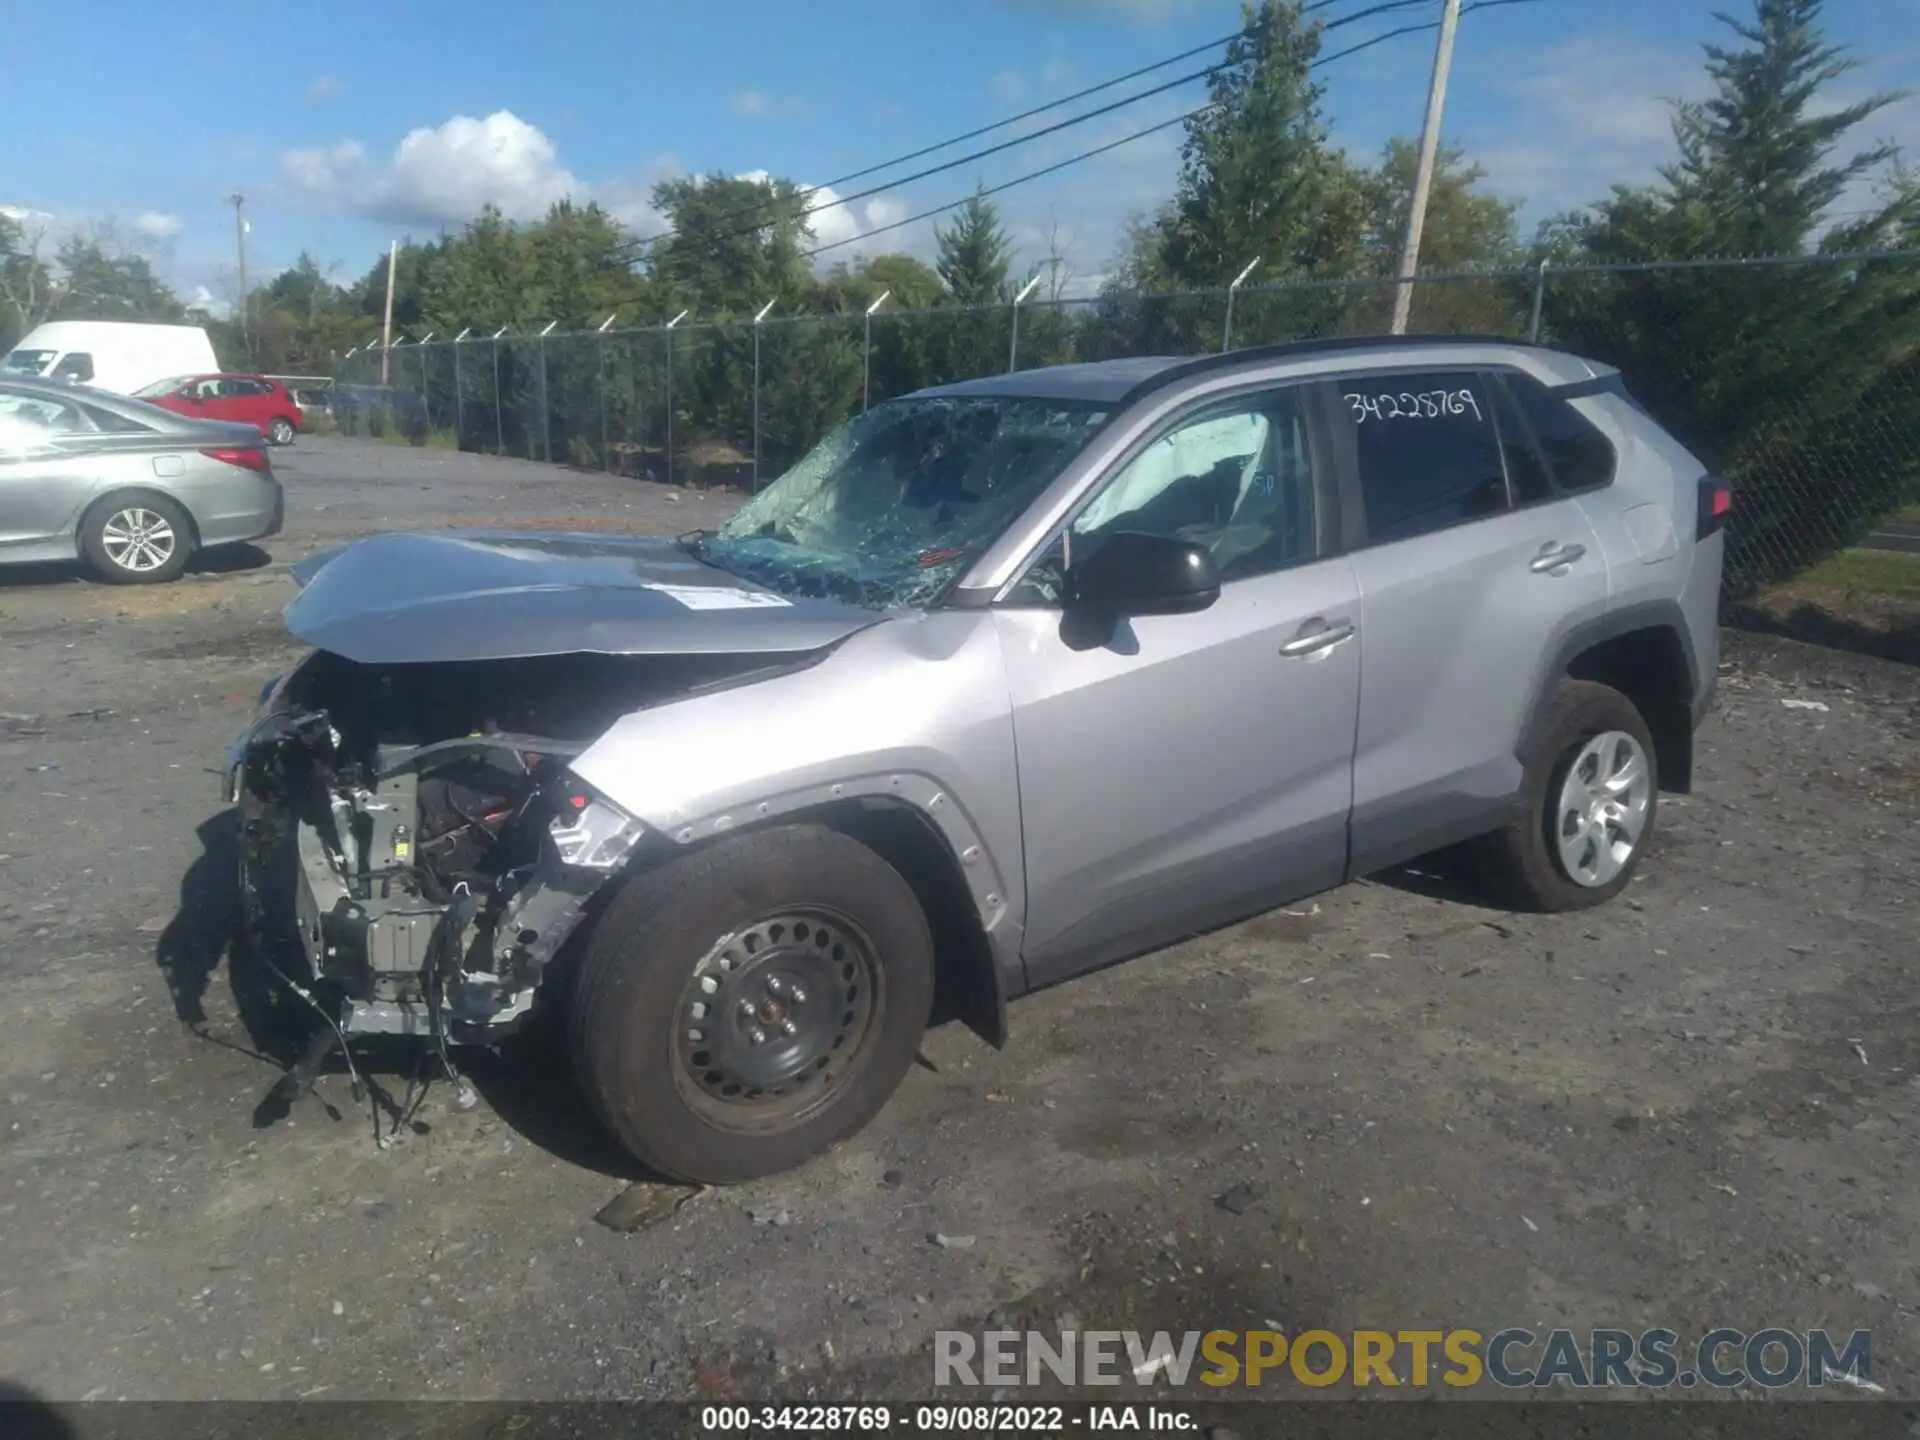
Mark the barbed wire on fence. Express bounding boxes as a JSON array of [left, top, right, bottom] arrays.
[[328, 249, 1920, 600]]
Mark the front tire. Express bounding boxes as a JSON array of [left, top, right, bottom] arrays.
[[267, 418, 296, 447], [82, 493, 194, 584], [1482, 679, 1658, 912], [569, 824, 935, 1184]]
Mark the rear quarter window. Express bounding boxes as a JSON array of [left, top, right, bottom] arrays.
[[1502, 371, 1617, 493], [81, 403, 154, 434]]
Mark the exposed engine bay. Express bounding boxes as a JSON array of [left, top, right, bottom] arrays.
[[228, 648, 784, 1061]]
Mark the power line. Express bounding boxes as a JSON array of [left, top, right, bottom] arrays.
[[804, 7, 1513, 260], [619, 0, 1437, 264], [803, 0, 1388, 196], [767, 0, 1434, 237]]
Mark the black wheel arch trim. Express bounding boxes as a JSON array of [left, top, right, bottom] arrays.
[[1518, 600, 1702, 787]]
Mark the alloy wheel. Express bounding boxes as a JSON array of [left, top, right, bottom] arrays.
[[1553, 730, 1652, 887], [100, 507, 178, 574]]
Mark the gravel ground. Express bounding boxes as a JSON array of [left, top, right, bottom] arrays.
[[0, 437, 1916, 1406]]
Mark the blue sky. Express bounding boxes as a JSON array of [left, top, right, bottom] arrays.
[[1, 0, 1914, 308]]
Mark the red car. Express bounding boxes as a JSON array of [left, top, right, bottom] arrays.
[[135, 373, 304, 447]]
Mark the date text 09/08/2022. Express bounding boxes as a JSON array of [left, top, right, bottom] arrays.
[[699, 1405, 1190, 1432]]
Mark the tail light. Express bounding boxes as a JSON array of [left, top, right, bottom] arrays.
[[1696, 476, 1732, 539], [201, 446, 270, 473]]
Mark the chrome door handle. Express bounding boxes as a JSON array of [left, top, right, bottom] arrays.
[[1279, 618, 1355, 657], [1530, 541, 1587, 573]]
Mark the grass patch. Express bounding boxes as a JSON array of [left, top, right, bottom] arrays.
[[1892, 502, 1920, 527], [373, 428, 460, 451], [1792, 547, 1920, 601], [1736, 544, 1920, 666]]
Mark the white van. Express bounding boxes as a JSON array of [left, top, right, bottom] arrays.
[[2, 320, 222, 396]]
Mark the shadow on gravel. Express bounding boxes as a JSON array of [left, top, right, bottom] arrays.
[[154, 810, 305, 1064], [0, 1383, 74, 1440], [1371, 841, 1512, 911], [190, 542, 274, 576], [156, 809, 651, 1178], [1729, 601, 1919, 667], [462, 1039, 652, 1182], [0, 543, 272, 590]]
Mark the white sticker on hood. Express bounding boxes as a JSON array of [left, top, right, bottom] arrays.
[[647, 583, 792, 610]]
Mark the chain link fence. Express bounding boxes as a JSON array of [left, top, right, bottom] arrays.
[[328, 253, 1920, 598]]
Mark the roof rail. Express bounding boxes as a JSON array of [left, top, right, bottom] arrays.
[[1116, 331, 1548, 408]]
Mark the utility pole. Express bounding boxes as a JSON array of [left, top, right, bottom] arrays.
[[1389, 0, 1462, 335], [380, 240, 398, 386], [229, 192, 249, 360]]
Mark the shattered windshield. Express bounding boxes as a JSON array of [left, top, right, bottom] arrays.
[[694, 395, 1110, 609]]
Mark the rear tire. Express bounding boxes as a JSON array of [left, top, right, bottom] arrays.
[[569, 824, 935, 1184], [81, 493, 194, 585], [268, 418, 296, 447], [1481, 679, 1658, 912]]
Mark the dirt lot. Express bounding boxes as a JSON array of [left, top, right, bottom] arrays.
[[1, 437, 1916, 1406]]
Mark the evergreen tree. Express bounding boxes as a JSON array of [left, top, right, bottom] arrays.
[[934, 189, 1013, 305], [1158, 0, 1372, 289], [1543, 0, 1920, 590]]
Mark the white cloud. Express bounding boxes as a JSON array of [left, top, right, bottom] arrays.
[[307, 74, 342, 103], [280, 110, 584, 227], [186, 285, 232, 320], [134, 211, 182, 240], [727, 169, 912, 258], [1465, 36, 1705, 218], [729, 90, 771, 117], [808, 186, 911, 252], [1464, 34, 1920, 229]]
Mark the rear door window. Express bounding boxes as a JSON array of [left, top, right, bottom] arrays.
[[1501, 371, 1617, 493], [1488, 377, 1556, 506], [1339, 369, 1508, 545]]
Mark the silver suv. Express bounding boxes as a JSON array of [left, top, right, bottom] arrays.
[[230, 336, 1728, 1183]]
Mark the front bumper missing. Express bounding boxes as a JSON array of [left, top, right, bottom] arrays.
[[229, 683, 644, 1047], [287, 819, 545, 1041]]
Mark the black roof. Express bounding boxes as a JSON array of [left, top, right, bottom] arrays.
[[910, 356, 1188, 405], [909, 332, 1547, 409]]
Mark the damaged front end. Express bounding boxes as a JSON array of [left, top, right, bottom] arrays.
[[226, 650, 753, 1049]]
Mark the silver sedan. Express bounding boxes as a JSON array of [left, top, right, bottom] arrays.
[[0, 374, 284, 583]]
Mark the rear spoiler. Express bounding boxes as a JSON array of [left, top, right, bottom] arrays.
[[1548, 366, 1635, 404]]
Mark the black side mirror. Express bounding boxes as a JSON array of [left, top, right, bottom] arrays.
[[1067, 530, 1221, 617]]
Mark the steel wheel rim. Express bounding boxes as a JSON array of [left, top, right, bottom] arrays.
[[672, 909, 884, 1133], [1553, 730, 1651, 887], [101, 507, 177, 573]]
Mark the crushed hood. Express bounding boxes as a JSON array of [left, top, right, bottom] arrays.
[[284, 530, 886, 664]]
